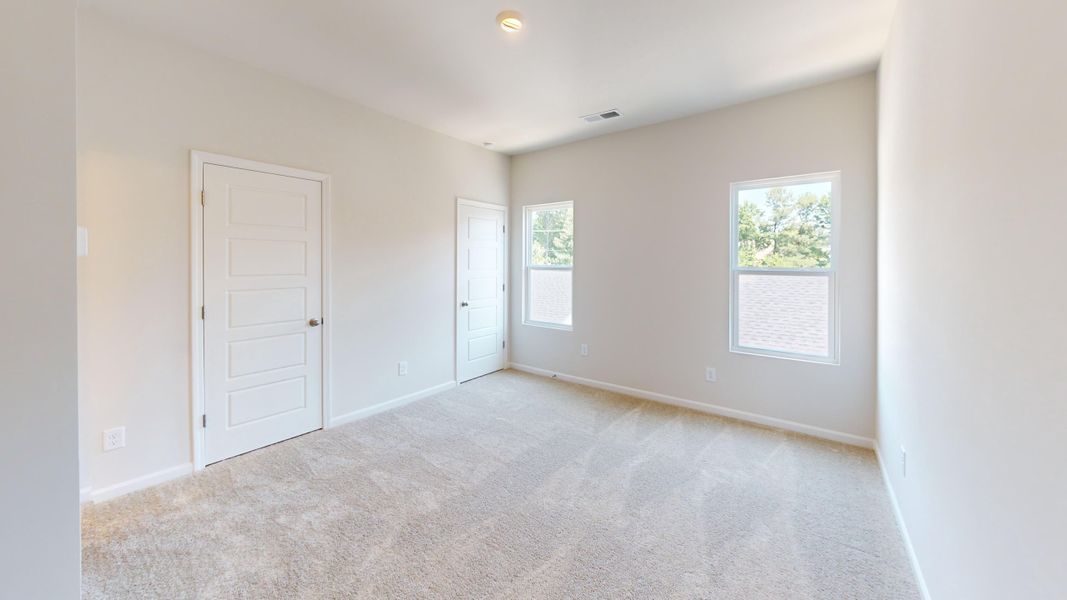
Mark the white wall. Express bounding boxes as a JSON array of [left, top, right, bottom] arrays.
[[0, 0, 82, 596], [509, 75, 877, 441], [877, 0, 1067, 598], [77, 10, 508, 494]]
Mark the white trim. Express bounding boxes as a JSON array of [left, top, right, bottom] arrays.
[[520, 318, 574, 332], [79, 486, 92, 505], [508, 363, 874, 448], [87, 463, 193, 503], [455, 198, 509, 381], [521, 201, 575, 331], [456, 197, 506, 211], [330, 381, 457, 428], [728, 171, 841, 365], [189, 151, 333, 471], [321, 176, 334, 429], [81, 380, 457, 502], [875, 443, 932, 600], [81, 382, 455, 503]]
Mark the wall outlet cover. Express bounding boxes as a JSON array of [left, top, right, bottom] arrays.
[[103, 426, 126, 451], [580, 344, 588, 356], [398, 361, 408, 376], [705, 367, 717, 382]]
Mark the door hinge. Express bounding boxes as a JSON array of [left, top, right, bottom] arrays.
[[202, 414, 207, 428], [502, 283, 506, 292], [201, 305, 205, 320], [200, 190, 205, 205], [502, 225, 506, 234], [502, 340, 506, 349]]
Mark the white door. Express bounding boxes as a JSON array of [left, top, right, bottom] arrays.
[[456, 201, 507, 382], [203, 164, 323, 464]]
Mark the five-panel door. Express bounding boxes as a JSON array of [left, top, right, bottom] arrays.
[[202, 164, 323, 464], [456, 202, 507, 382]]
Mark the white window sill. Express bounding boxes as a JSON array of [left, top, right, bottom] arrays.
[[523, 320, 573, 332], [729, 346, 839, 366]]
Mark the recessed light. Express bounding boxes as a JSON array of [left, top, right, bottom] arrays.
[[497, 11, 523, 33]]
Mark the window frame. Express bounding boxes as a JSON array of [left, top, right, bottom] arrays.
[[522, 201, 574, 331], [728, 171, 841, 365]]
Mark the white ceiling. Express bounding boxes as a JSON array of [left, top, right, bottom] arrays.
[[83, 0, 897, 154]]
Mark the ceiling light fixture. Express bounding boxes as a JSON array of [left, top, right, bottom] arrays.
[[497, 11, 523, 33]]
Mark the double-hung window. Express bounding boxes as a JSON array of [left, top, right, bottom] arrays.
[[729, 172, 840, 364], [523, 201, 574, 329]]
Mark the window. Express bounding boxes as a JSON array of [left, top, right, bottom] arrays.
[[523, 202, 574, 329], [729, 172, 840, 363]]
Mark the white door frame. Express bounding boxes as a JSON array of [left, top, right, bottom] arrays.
[[455, 197, 508, 381], [189, 150, 333, 471]]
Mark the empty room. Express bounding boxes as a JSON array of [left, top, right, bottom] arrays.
[[2, 0, 1064, 598]]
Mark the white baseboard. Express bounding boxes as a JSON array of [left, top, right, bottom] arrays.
[[329, 380, 457, 428], [875, 443, 932, 600], [82, 383, 456, 504], [79, 486, 92, 505], [87, 463, 193, 504], [508, 363, 875, 449]]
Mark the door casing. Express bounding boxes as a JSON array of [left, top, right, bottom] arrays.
[[190, 151, 333, 471]]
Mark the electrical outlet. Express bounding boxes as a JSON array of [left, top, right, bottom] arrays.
[[397, 361, 408, 376], [705, 367, 717, 382], [580, 343, 588, 356], [103, 427, 126, 452], [900, 446, 907, 478]]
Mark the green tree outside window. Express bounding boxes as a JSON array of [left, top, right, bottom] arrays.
[[737, 184, 831, 269], [531, 207, 573, 266]]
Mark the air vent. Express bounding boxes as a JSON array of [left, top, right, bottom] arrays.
[[581, 109, 622, 123]]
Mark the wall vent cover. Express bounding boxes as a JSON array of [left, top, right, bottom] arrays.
[[581, 109, 622, 123]]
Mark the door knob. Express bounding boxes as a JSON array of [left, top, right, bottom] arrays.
[[309, 318, 321, 327], [460, 302, 469, 307]]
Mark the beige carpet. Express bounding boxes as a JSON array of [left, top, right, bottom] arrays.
[[82, 370, 919, 599]]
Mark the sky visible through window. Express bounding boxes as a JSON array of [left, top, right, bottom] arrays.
[[737, 182, 831, 214]]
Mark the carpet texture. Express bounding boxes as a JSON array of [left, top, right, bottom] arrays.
[[82, 370, 919, 599]]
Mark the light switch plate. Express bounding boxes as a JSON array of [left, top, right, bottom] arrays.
[[77, 226, 89, 257]]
